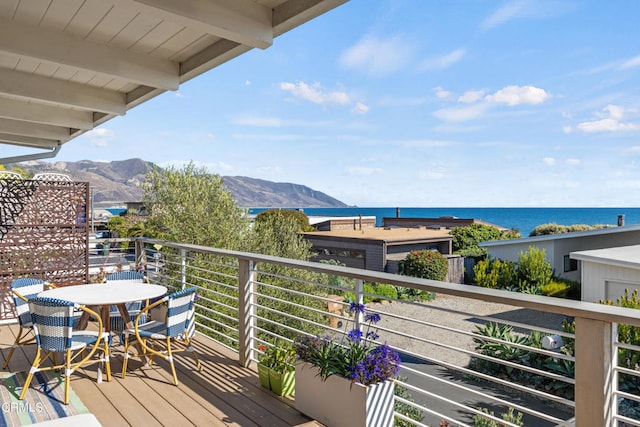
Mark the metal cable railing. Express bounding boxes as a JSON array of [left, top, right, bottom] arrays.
[[135, 237, 640, 427]]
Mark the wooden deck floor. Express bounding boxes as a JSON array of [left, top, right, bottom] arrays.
[[0, 323, 319, 427]]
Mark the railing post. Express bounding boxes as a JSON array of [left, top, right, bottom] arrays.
[[355, 279, 364, 330], [574, 316, 614, 427], [238, 259, 256, 368], [180, 249, 187, 290]]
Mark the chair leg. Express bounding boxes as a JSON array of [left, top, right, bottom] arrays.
[[64, 348, 72, 405], [103, 335, 112, 382], [121, 335, 130, 379], [3, 327, 32, 369], [2, 346, 17, 370], [184, 336, 201, 371], [166, 337, 178, 386], [19, 348, 42, 400]]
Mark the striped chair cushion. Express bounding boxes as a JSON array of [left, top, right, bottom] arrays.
[[11, 278, 46, 326]]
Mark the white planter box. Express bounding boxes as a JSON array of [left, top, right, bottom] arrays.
[[294, 362, 394, 427]]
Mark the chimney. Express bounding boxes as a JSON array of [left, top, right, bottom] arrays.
[[618, 214, 625, 227]]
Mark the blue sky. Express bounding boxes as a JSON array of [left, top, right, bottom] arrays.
[[32, 1, 640, 207]]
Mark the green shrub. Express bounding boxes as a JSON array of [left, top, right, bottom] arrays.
[[255, 209, 314, 232], [394, 376, 424, 426], [374, 283, 398, 301], [541, 280, 572, 298], [474, 407, 523, 427], [601, 289, 640, 395], [473, 258, 516, 289], [399, 250, 448, 281], [516, 246, 552, 291]]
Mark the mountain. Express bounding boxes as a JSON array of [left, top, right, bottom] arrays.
[[15, 159, 347, 208], [223, 176, 346, 207]]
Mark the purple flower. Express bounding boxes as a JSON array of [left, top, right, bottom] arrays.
[[349, 302, 366, 314], [347, 328, 363, 342], [365, 313, 381, 324]]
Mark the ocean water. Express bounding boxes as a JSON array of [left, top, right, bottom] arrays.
[[247, 207, 640, 237]]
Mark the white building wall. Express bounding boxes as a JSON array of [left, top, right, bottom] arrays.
[[486, 241, 554, 263], [581, 262, 640, 303]]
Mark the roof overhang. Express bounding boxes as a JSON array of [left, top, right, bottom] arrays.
[[0, 0, 348, 164]]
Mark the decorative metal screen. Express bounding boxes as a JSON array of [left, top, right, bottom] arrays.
[[1, 178, 89, 321]]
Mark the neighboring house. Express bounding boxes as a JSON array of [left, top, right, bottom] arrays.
[[480, 224, 640, 282], [571, 245, 640, 303], [302, 226, 462, 282], [382, 216, 510, 232], [310, 216, 376, 231]]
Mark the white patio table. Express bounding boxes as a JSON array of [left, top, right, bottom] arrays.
[[38, 281, 167, 333]]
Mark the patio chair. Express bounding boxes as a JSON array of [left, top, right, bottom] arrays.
[[121, 287, 201, 385], [3, 278, 53, 369], [104, 271, 149, 334], [19, 297, 112, 405]]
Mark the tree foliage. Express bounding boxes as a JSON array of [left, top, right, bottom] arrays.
[[529, 222, 611, 237], [450, 224, 520, 258], [142, 162, 249, 249], [255, 209, 314, 232], [399, 250, 448, 281]]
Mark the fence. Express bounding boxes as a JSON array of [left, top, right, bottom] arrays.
[[135, 237, 640, 427]]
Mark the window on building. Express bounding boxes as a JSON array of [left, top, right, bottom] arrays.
[[564, 255, 577, 272]]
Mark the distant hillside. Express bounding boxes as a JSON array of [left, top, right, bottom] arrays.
[[15, 159, 346, 208], [223, 176, 346, 208]]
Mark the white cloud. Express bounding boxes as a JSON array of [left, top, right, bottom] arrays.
[[576, 118, 637, 133], [485, 85, 550, 106], [627, 146, 640, 154], [619, 55, 640, 70], [481, 0, 571, 30], [339, 35, 413, 76], [419, 49, 466, 70], [433, 103, 489, 122], [566, 158, 581, 166], [599, 104, 624, 120], [575, 104, 638, 133], [482, 0, 530, 29], [344, 166, 384, 176], [563, 125, 573, 134], [433, 86, 453, 100], [458, 90, 485, 104], [396, 139, 454, 148], [352, 102, 370, 114], [543, 157, 556, 166], [279, 81, 350, 106], [175, 92, 184, 98], [232, 115, 283, 127], [419, 170, 446, 180], [84, 128, 115, 147]]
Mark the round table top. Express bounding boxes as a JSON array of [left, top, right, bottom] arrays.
[[38, 281, 167, 305]]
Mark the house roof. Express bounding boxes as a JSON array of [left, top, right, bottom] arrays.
[[303, 226, 453, 244], [480, 223, 640, 247], [571, 245, 640, 270], [0, 0, 348, 163]]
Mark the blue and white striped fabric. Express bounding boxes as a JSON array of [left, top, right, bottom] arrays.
[[136, 288, 196, 340], [28, 298, 78, 353], [11, 278, 47, 327], [105, 271, 147, 332]]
